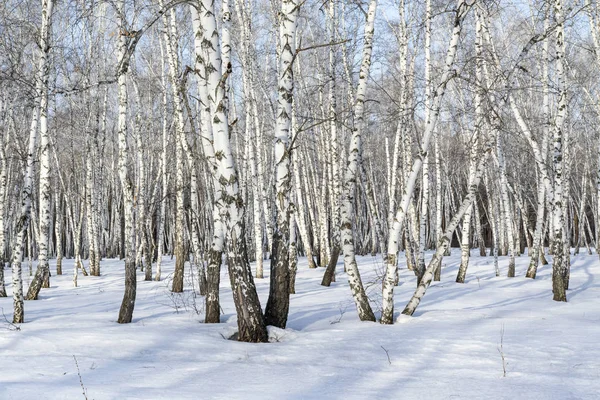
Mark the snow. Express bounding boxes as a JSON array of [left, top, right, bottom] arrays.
[[1, 251, 599, 399]]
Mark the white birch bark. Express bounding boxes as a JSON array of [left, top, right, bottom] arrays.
[[0, 96, 6, 270], [497, 134, 517, 276], [289, 206, 298, 295], [55, 197, 63, 276], [86, 135, 100, 277], [190, 4, 224, 322], [433, 130, 444, 280], [116, 0, 137, 324], [417, 0, 432, 283], [484, 172, 500, 276], [26, 39, 53, 297], [322, 0, 343, 280], [0, 130, 7, 296], [155, 38, 170, 282], [551, 0, 568, 301], [478, 5, 552, 279], [575, 175, 587, 255]]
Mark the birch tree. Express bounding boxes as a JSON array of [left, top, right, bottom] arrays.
[[196, 0, 268, 342], [550, 0, 568, 301], [335, 0, 378, 322]]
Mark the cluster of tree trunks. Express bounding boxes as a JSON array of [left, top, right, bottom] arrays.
[[1, 0, 598, 337]]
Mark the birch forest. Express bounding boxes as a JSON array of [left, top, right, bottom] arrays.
[[1, 0, 599, 348]]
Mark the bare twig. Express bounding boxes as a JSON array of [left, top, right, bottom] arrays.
[[330, 303, 349, 325], [380, 346, 392, 365], [497, 325, 507, 377], [73, 355, 89, 400], [1, 308, 21, 331]]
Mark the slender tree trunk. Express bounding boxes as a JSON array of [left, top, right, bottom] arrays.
[[264, 0, 299, 329], [455, 15, 483, 282], [289, 206, 298, 295], [0, 102, 6, 297], [155, 38, 170, 282], [551, 0, 568, 301], [160, 5, 187, 294], [116, 0, 137, 324], [416, 0, 432, 285], [55, 198, 63, 276], [336, 0, 378, 322]]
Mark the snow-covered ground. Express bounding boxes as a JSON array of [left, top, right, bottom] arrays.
[[1, 250, 599, 399]]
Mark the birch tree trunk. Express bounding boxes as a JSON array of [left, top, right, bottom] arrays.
[[497, 134, 517, 277], [190, 4, 224, 323], [455, 12, 483, 284], [0, 125, 6, 296], [55, 197, 63, 276], [0, 99, 6, 278], [551, 0, 568, 302], [336, 0, 378, 322], [155, 38, 170, 282], [417, 0, 432, 284], [197, 0, 267, 341], [264, 0, 299, 329], [159, 4, 187, 294], [289, 205, 298, 295], [116, 0, 137, 324], [324, 0, 343, 277]]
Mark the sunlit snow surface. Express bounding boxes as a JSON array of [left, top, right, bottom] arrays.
[[1, 251, 599, 399]]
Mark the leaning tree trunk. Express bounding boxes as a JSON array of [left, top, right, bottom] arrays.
[[381, 0, 471, 325], [403, 144, 492, 316]]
